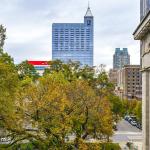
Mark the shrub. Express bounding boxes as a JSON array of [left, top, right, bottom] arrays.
[[0, 142, 121, 150]]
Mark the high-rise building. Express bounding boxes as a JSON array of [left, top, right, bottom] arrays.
[[133, 0, 150, 149], [116, 65, 142, 100], [52, 6, 94, 66], [113, 48, 130, 69]]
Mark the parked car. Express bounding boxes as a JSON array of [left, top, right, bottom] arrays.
[[128, 117, 133, 123], [128, 116, 137, 123], [124, 115, 130, 121], [130, 120, 137, 126], [130, 116, 137, 121], [136, 123, 142, 130], [113, 122, 117, 131]]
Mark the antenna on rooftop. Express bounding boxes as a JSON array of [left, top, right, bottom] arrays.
[[88, 1, 90, 8]]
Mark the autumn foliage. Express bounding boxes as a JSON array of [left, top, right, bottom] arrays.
[[0, 26, 121, 149]]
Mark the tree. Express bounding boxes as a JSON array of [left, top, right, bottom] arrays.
[[0, 48, 20, 141], [122, 99, 142, 123], [109, 95, 123, 122], [122, 99, 138, 115], [16, 60, 39, 81], [0, 62, 18, 123], [11, 72, 72, 149], [0, 31, 28, 147], [44, 59, 63, 74], [134, 101, 142, 122], [0, 51, 115, 149], [5, 71, 114, 149], [0, 49, 14, 66], [66, 80, 113, 147], [0, 25, 6, 48], [44, 60, 81, 82]]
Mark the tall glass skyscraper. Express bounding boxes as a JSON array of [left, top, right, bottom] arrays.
[[113, 48, 130, 69], [52, 6, 94, 66]]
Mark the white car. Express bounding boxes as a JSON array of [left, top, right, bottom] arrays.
[[130, 120, 137, 126], [124, 115, 130, 121]]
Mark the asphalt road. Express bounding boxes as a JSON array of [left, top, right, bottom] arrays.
[[112, 119, 142, 143], [117, 119, 141, 132]]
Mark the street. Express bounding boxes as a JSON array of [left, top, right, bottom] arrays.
[[116, 119, 141, 132], [112, 119, 142, 149]]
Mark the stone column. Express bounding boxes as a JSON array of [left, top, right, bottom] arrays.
[[142, 69, 150, 150]]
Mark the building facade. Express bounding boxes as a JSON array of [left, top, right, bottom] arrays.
[[108, 69, 118, 86], [116, 65, 142, 100], [133, 0, 150, 149], [28, 61, 50, 76], [140, 0, 150, 20], [113, 48, 130, 69], [52, 6, 94, 66]]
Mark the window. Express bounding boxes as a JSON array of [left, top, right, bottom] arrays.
[[87, 20, 91, 26]]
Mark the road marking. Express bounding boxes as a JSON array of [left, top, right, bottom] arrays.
[[115, 131, 142, 135]]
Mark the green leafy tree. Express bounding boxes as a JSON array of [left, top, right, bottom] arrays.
[[0, 49, 14, 65], [6, 71, 114, 149], [0, 46, 115, 149], [12, 73, 72, 149], [0, 25, 6, 48], [66, 80, 113, 148], [44, 60, 81, 82], [134, 101, 142, 122], [16, 60, 39, 81], [0, 48, 20, 141], [109, 95, 123, 122]]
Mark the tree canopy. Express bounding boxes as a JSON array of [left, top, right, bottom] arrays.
[[0, 25, 127, 149]]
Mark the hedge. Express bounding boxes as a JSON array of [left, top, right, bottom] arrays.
[[0, 142, 121, 150]]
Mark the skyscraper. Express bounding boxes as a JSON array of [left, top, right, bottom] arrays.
[[113, 48, 130, 69], [133, 0, 150, 149], [52, 5, 94, 66]]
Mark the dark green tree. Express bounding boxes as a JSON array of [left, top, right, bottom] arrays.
[[0, 25, 6, 48]]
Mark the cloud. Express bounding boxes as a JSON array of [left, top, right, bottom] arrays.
[[1, 0, 140, 69]]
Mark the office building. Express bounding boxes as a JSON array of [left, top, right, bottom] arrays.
[[133, 0, 150, 149], [52, 6, 94, 66], [113, 48, 130, 69], [116, 65, 142, 100]]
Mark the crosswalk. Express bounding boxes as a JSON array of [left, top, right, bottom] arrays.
[[115, 131, 142, 135]]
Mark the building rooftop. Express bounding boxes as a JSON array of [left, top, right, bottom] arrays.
[[85, 5, 93, 17], [133, 10, 150, 40], [28, 61, 50, 66], [123, 65, 140, 68]]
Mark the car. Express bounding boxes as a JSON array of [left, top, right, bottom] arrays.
[[130, 120, 137, 126], [124, 115, 130, 121], [128, 115, 137, 122], [113, 122, 117, 131], [136, 123, 142, 130], [128, 117, 133, 123]]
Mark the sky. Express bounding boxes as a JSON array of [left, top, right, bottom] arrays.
[[0, 0, 140, 69]]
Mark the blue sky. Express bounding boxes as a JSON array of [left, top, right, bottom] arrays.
[[0, 0, 140, 69]]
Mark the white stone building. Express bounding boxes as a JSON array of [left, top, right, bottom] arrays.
[[133, 1, 150, 149]]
